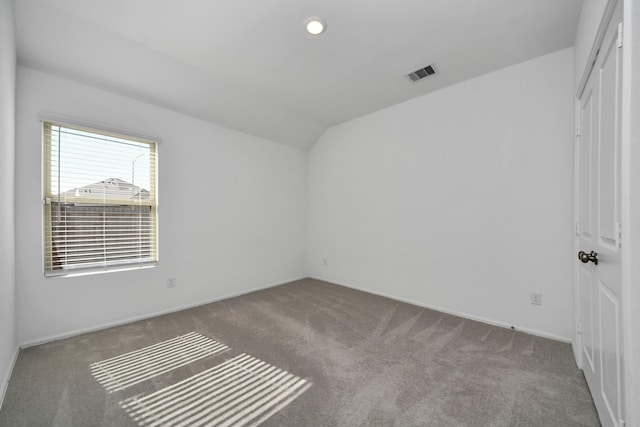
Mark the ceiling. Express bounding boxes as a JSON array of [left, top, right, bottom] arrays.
[[13, 0, 583, 150]]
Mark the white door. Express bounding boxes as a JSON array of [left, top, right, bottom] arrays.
[[577, 2, 624, 426]]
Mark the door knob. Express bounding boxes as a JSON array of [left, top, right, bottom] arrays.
[[578, 250, 598, 265]]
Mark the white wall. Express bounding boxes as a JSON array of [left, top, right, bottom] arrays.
[[0, 0, 17, 406], [308, 48, 575, 341], [15, 67, 307, 345]]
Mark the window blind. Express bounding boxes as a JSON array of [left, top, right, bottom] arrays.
[[43, 121, 158, 276]]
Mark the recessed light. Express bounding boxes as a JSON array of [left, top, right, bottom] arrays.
[[304, 17, 326, 35]]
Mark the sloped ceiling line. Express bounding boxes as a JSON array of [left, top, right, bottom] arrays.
[[14, 0, 583, 150]]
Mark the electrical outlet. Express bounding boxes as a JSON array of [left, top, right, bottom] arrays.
[[168, 278, 176, 288], [530, 291, 542, 305]]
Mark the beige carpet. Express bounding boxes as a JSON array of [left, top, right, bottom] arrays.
[[0, 278, 599, 426]]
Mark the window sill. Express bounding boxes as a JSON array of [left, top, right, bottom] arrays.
[[44, 262, 158, 279]]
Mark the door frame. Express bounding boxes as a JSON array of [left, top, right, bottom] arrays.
[[620, 0, 639, 426]]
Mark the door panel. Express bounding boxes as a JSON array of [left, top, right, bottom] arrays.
[[598, 24, 620, 248], [599, 283, 621, 423], [577, 2, 624, 426], [579, 89, 593, 239], [580, 267, 595, 371]]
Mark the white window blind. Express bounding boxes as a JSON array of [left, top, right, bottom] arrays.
[[43, 121, 158, 277]]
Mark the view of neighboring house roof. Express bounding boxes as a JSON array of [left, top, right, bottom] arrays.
[[60, 178, 150, 200]]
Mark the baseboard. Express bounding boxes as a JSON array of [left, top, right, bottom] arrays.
[[20, 276, 307, 348], [0, 346, 20, 411], [310, 275, 572, 344]]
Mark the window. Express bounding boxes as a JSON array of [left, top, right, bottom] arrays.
[[43, 120, 158, 276]]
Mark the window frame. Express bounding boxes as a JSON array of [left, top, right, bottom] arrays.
[[41, 114, 160, 277]]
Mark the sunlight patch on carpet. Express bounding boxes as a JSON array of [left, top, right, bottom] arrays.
[[119, 353, 311, 427], [90, 332, 229, 392]]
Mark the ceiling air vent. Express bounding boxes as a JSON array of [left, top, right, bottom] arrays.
[[406, 64, 437, 82]]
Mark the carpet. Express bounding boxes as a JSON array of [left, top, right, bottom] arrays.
[[0, 278, 599, 426]]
